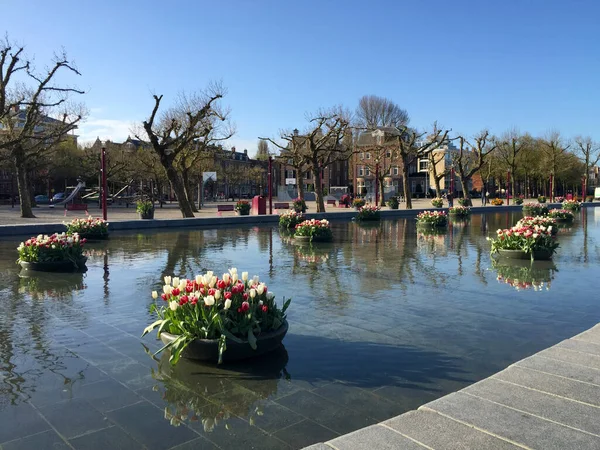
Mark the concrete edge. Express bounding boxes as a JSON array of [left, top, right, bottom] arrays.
[[2, 202, 597, 237]]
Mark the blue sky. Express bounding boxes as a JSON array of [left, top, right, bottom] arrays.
[[3, 0, 598, 155]]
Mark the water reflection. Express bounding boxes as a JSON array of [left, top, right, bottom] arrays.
[[18, 271, 87, 300], [491, 259, 557, 291], [152, 347, 289, 431]]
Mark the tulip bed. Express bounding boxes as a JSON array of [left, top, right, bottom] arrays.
[[143, 269, 290, 365], [448, 205, 471, 217], [488, 224, 558, 256], [522, 203, 549, 216]]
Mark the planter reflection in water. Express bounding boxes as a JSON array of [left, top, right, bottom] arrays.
[[18, 270, 86, 300], [492, 259, 557, 291], [294, 242, 333, 263], [152, 346, 289, 431]]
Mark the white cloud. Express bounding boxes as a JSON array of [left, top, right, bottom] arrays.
[[78, 118, 138, 144]]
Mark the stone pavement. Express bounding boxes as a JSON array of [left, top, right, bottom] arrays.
[[304, 322, 600, 449]]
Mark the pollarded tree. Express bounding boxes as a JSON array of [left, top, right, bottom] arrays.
[[541, 130, 570, 199], [137, 83, 227, 218], [356, 94, 409, 129], [0, 37, 85, 218], [495, 129, 530, 205], [574, 136, 600, 191], [452, 130, 497, 202], [256, 140, 270, 161]]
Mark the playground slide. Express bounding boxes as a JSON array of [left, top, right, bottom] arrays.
[[53, 182, 86, 206]]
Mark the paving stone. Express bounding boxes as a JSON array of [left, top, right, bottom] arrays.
[[168, 437, 219, 449], [423, 392, 600, 450], [516, 354, 600, 385], [0, 402, 50, 442], [573, 324, 600, 344], [384, 410, 520, 449], [38, 398, 110, 440], [494, 365, 600, 406], [557, 338, 600, 356], [328, 424, 427, 449], [537, 346, 600, 370], [464, 377, 600, 435], [274, 419, 338, 449], [77, 378, 142, 412], [301, 444, 334, 450], [69, 426, 144, 450], [1, 430, 70, 450]]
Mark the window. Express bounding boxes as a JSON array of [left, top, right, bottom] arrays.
[[358, 166, 364, 176], [288, 158, 293, 164], [365, 167, 371, 176], [393, 166, 399, 175], [306, 171, 312, 180], [366, 152, 371, 159], [419, 160, 428, 172], [386, 150, 392, 158], [360, 152, 365, 159]]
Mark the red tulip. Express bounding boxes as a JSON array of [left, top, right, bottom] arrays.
[[262, 305, 268, 313], [185, 285, 194, 293], [224, 292, 232, 300], [172, 287, 180, 296], [179, 295, 188, 305], [241, 301, 250, 312], [190, 296, 198, 305], [242, 293, 249, 301], [161, 293, 168, 301], [217, 280, 226, 290], [208, 288, 216, 296]]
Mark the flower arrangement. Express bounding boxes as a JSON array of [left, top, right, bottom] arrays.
[[416, 210, 448, 227], [142, 268, 291, 365], [514, 195, 524, 205], [554, 196, 565, 203], [492, 260, 555, 292], [352, 198, 366, 209], [387, 196, 399, 209], [292, 197, 307, 213], [562, 199, 581, 211], [235, 200, 251, 215], [356, 205, 381, 221], [431, 197, 444, 208], [516, 216, 558, 235], [457, 197, 470, 206], [17, 233, 86, 264], [488, 224, 558, 258], [294, 219, 333, 242], [278, 210, 304, 229], [547, 209, 575, 221], [65, 217, 109, 238], [522, 203, 549, 216], [137, 200, 154, 219], [448, 205, 471, 217], [537, 195, 547, 204], [490, 198, 503, 206]]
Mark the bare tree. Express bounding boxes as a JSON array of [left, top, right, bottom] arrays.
[[256, 140, 270, 161], [359, 133, 399, 207], [541, 131, 570, 199], [137, 83, 227, 217], [574, 136, 600, 190], [356, 95, 409, 129], [0, 37, 85, 217], [496, 129, 529, 205], [452, 131, 497, 203], [427, 150, 448, 196]]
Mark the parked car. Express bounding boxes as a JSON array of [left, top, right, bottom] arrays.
[[51, 192, 65, 203], [34, 194, 50, 204]]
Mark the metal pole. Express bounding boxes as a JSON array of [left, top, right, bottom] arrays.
[[375, 163, 380, 205], [268, 156, 273, 214], [507, 170, 511, 205], [582, 176, 586, 202], [101, 146, 108, 220]]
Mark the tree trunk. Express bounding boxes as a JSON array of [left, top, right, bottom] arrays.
[[181, 169, 198, 213], [297, 171, 305, 201], [313, 160, 326, 212], [379, 177, 386, 207], [433, 175, 442, 197], [165, 165, 195, 218], [459, 176, 469, 201], [14, 148, 35, 218], [402, 160, 412, 209]]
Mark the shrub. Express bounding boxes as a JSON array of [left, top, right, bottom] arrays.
[[387, 197, 399, 209], [457, 198, 470, 206], [292, 198, 307, 213], [136, 200, 154, 215], [235, 200, 251, 215]]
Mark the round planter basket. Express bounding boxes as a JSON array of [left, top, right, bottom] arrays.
[[496, 249, 553, 261], [552, 217, 574, 223], [160, 320, 289, 363], [139, 209, 155, 220], [77, 233, 109, 241], [19, 256, 88, 272], [294, 234, 333, 243]]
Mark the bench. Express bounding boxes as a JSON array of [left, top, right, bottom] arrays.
[[273, 202, 289, 209], [217, 204, 235, 212], [65, 203, 88, 211], [326, 199, 336, 206]]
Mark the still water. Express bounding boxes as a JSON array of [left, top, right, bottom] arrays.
[[1, 210, 600, 449]]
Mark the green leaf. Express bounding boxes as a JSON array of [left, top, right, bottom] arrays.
[[282, 298, 292, 313], [247, 328, 257, 350], [222, 328, 245, 344], [142, 319, 163, 337]]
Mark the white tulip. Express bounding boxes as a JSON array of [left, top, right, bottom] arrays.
[[169, 301, 178, 311], [232, 274, 239, 283], [257, 284, 265, 295], [266, 291, 275, 300], [250, 288, 256, 299], [259, 300, 263, 306], [172, 277, 180, 287], [163, 285, 172, 294], [204, 295, 215, 306], [195, 275, 203, 284], [224, 299, 232, 310], [164, 276, 172, 285], [229, 267, 238, 275], [223, 273, 230, 283], [179, 281, 186, 290], [209, 276, 217, 288], [242, 272, 248, 281], [206, 271, 214, 279], [151, 291, 158, 299], [214, 290, 221, 300], [252, 275, 259, 284]]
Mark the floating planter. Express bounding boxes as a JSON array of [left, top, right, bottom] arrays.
[[143, 269, 291, 365], [562, 199, 581, 211], [547, 209, 575, 222], [65, 217, 109, 240], [448, 205, 471, 218], [235, 200, 250, 216], [516, 216, 558, 235], [522, 203, 549, 216], [356, 205, 381, 221], [278, 210, 305, 230], [294, 219, 333, 242], [416, 210, 448, 228], [488, 224, 558, 261], [17, 233, 87, 272]]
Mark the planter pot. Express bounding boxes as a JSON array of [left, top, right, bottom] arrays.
[[237, 210, 250, 216], [294, 234, 333, 242], [496, 249, 553, 261], [552, 217, 574, 223], [77, 233, 109, 241], [160, 320, 288, 363], [19, 257, 88, 272], [139, 209, 155, 219]]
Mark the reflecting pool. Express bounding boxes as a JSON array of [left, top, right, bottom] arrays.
[[1, 209, 600, 449]]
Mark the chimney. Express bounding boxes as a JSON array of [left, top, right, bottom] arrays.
[[293, 128, 299, 136], [243, 149, 247, 155], [231, 146, 236, 153]]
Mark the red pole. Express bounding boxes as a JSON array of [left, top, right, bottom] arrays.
[[506, 170, 511, 205], [375, 163, 380, 205], [582, 177, 586, 202], [450, 167, 455, 195], [268, 156, 273, 214], [101, 146, 108, 220]]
